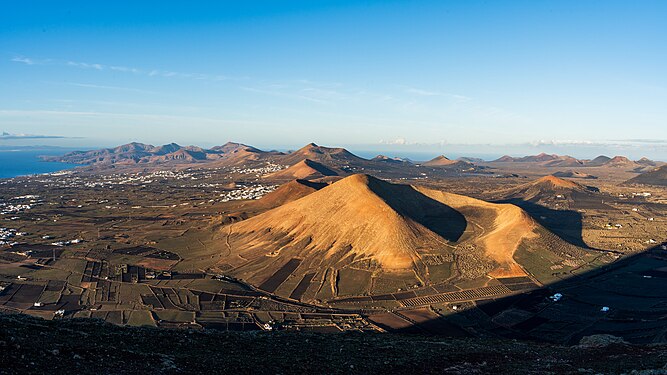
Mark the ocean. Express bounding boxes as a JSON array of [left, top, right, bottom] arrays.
[[0, 148, 79, 179]]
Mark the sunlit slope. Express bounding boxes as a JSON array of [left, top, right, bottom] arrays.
[[415, 187, 538, 278], [266, 159, 338, 180], [253, 179, 327, 209], [215, 174, 588, 301]]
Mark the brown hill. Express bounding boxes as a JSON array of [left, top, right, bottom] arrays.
[[632, 158, 665, 173], [523, 153, 560, 163], [542, 156, 584, 167], [492, 153, 584, 167], [606, 156, 637, 167], [493, 155, 516, 162], [210, 142, 261, 154], [584, 155, 642, 169], [266, 159, 338, 180], [493, 153, 561, 163], [254, 179, 328, 209], [501, 175, 599, 201], [585, 155, 612, 167], [535, 175, 580, 188], [280, 143, 365, 166], [626, 165, 667, 186], [207, 142, 272, 166], [552, 170, 598, 179], [151, 143, 183, 155], [423, 155, 474, 170], [215, 174, 583, 301], [637, 157, 659, 167], [423, 155, 456, 166]]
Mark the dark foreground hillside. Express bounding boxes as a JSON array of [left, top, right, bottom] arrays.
[[1, 313, 666, 374]]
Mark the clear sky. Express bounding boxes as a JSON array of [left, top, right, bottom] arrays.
[[1, 1, 666, 159]]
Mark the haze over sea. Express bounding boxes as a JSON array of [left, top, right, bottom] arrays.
[[0, 148, 79, 179]]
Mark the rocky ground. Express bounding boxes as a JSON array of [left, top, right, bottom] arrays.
[[1, 313, 667, 374]]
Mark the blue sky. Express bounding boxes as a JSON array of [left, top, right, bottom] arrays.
[[1, 1, 666, 159]]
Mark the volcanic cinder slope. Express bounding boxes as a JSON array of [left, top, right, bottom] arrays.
[[423, 155, 458, 166], [585, 155, 612, 167], [552, 170, 598, 179], [422, 155, 474, 169], [542, 156, 584, 167], [253, 179, 328, 209], [215, 174, 585, 301], [626, 164, 667, 186], [501, 175, 599, 201], [266, 159, 338, 180], [492, 153, 562, 163], [279, 143, 366, 166]]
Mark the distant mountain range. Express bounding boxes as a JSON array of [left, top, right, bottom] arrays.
[[41, 142, 272, 167], [44, 142, 665, 182], [491, 152, 663, 171], [43, 142, 484, 179]]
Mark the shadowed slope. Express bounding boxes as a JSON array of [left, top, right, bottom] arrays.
[[626, 164, 667, 186], [492, 175, 605, 249], [586, 155, 612, 166], [266, 159, 338, 180], [552, 170, 598, 179], [416, 187, 538, 278], [423, 155, 474, 169]]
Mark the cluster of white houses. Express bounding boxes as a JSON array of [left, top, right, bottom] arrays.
[[0, 227, 26, 246], [0, 195, 40, 215], [218, 184, 278, 202]]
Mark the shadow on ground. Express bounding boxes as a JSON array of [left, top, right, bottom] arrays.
[[496, 198, 597, 250], [384, 242, 667, 345]]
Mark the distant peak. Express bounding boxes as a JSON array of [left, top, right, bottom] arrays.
[[299, 158, 317, 166], [340, 173, 375, 185], [535, 175, 579, 188], [294, 143, 322, 153]]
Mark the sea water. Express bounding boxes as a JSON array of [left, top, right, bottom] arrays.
[[0, 148, 79, 179]]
